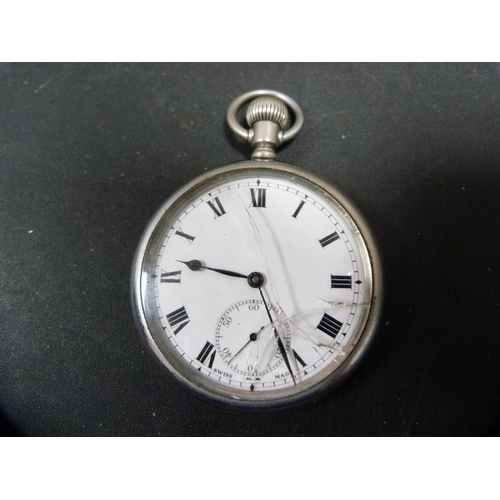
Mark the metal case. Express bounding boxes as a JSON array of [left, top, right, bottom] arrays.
[[131, 160, 383, 411]]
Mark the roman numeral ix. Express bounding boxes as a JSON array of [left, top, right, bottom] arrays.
[[166, 306, 190, 335], [161, 270, 181, 283]]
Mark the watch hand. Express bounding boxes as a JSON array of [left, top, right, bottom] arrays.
[[178, 259, 248, 279], [228, 327, 264, 363], [257, 285, 297, 386]]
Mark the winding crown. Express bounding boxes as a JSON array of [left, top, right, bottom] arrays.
[[246, 96, 289, 129]]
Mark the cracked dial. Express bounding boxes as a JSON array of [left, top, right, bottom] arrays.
[[132, 163, 381, 410]]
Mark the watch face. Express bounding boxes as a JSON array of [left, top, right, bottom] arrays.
[[132, 162, 382, 410]]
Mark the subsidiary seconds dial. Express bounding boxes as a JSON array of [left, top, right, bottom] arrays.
[[215, 299, 291, 378]]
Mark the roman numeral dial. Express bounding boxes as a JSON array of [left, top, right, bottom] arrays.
[[146, 174, 372, 399]]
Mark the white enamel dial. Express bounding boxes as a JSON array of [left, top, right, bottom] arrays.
[[133, 163, 381, 410]]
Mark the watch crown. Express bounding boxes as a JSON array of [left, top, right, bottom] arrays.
[[246, 96, 289, 129]]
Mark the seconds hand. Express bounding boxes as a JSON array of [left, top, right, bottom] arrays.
[[249, 274, 296, 386], [228, 326, 265, 364]]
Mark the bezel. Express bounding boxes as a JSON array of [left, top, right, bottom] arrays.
[[131, 160, 383, 411]]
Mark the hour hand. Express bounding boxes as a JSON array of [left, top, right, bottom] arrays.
[[178, 260, 248, 279]]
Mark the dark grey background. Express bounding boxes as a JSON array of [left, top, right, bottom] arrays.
[[1, 63, 499, 436]]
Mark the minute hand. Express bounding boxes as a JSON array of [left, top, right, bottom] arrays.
[[257, 287, 297, 386]]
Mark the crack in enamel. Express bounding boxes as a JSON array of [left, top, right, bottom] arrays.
[[236, 189, 359, 366], [237, 190, 283, 309]]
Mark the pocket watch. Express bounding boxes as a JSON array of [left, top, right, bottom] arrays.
[[131, 90, 383, 411]]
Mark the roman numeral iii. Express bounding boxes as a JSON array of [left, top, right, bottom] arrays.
[[331, 274, 352, 289], [166, 306, 190, 335]]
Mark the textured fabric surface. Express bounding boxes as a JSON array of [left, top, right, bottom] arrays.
[[1, 63, 500, 436]]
